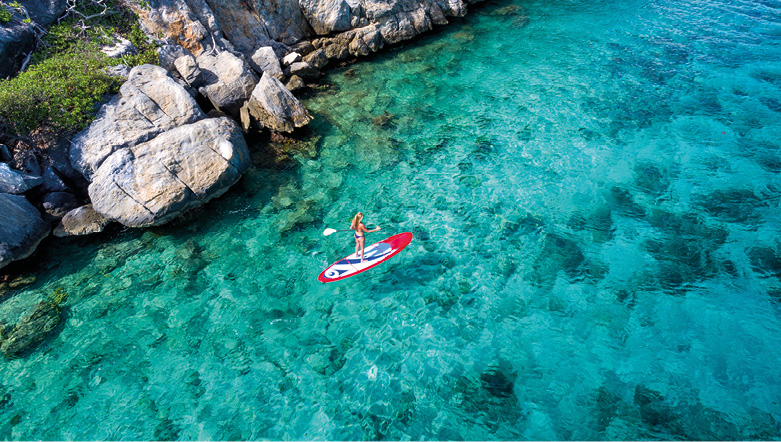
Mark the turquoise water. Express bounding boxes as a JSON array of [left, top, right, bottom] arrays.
[[2, 0, 781, 438]]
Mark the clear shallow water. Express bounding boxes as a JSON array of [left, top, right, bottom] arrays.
[[2, 0, 781, 438]]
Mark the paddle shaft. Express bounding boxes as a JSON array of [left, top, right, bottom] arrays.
[[331, 225, 377, 233]]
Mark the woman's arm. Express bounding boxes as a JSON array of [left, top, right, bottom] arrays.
[[359, 223, 380, 233]]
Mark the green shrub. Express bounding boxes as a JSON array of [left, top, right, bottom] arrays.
[[0, 0, 158, 138], [0, 50, 122, 135], [0, 5, 12, 23]]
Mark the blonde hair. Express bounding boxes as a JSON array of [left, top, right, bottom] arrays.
[[350, 212, 363, 230]]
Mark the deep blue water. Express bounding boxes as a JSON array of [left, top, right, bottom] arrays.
[[1, 0, 780, 438]]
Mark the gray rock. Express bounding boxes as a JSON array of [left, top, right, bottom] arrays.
[[158, 43, 193, 73], [53, 204, 109, 237], [0, 0, 67, 78], [0, 163, 42, 194], [101, 37, 137, 58], [42, 192, 80, 219], [318, 37, 350, 60], [70, 64, 206, 179], [41, 166, 69, 193], [14, 148, 42, 175], [197, 51, 258, 119], [285, 75, 307, 93], [249, 46, 283, 78], [243, 0, 313, 45], [0, 193, 50, 270], [105, 64, 131, 78], [303, 48, 329, 69], [282, 52, 302, 65], [0, 144, 12, 162], [135, 1, 215, 56], [16, 0, 68, 27], [288, 61, 319, 80], [348, 25, 383, 57], [174, 54, 204, 87], [244, 73, 313, 132], [88, 117, 251, 227], [290, 40, 316, 57], [46, 138, 85, 184], [299, 0, 352, 35], [0, 301, 62, 358]]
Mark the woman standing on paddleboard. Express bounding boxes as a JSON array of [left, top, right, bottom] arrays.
[[351, 212, 381, 262]]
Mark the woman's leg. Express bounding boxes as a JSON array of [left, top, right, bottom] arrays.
[[355, 238, 360, 256], [359, 237, 366, 262]]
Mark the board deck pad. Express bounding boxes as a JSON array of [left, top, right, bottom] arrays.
[[318, 232, 413, 283]]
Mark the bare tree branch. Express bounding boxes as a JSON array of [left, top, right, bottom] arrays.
[[19, 51, 32, 72]]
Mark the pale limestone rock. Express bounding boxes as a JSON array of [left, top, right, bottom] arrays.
[[249, 46, 284, 77], [288, 61, 319, 80], [53, 205, 110, 237], [88, 118, 250, 227], [244, 73, 312, 132], [174, 53, 204, 87], [282, 52, 302, 65], [197, 50, 258, 118], [70, 64, 205, 180], [299, 0, 352, 35], [101, 37, 137, 58]]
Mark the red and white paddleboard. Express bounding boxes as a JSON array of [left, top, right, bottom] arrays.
[[318, 232, 413, 283]]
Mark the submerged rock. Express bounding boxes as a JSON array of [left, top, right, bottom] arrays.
[[0, 301, 62, 358], [242, 72, 313, 132], [53, 204, 110, 237], [88, 117, 251, 227], [0, 194, 49, 270]]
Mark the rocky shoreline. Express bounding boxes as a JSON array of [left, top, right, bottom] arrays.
[[0, 0, 484, 273]]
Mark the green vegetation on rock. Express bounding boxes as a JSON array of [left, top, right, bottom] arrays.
[[0, 0, 157, 139], [0, 4, 12, 23]]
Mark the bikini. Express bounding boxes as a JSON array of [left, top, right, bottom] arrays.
[[354, 231, 364, 240]]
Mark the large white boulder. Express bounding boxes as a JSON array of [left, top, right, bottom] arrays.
[[88, 118, 251, 227], [70, 64, 205, 179]]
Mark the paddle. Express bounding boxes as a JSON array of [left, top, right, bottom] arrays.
[[322, 226, 378, 236]]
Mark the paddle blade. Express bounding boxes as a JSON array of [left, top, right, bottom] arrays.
[[322, 228, 338, 236]]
